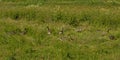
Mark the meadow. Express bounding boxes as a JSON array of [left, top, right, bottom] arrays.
[[0, 0, 120, 60]]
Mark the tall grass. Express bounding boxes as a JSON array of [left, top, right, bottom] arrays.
[[0, 0, 120, 60], [1, 0, 120, 6], [0, 4, 120, 27]]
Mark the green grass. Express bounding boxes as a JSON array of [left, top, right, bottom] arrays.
[[0, 0, 120, 60]]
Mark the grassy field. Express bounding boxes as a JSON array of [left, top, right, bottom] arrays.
[[0, 0, 120, 60]]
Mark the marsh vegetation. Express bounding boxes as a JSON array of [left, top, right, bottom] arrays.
[[0, 0, 120, 60]]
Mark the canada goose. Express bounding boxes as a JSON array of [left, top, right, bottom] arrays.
[[47, 26, 51, 35], [109, 35, 116, 40], [8, 28, 21, 35], [59, 27, 64, 35], [101, 28, 111, 36], [76, 28, 82, 32], [107, 28, 111, 33], [22, 28, 28, 35]]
